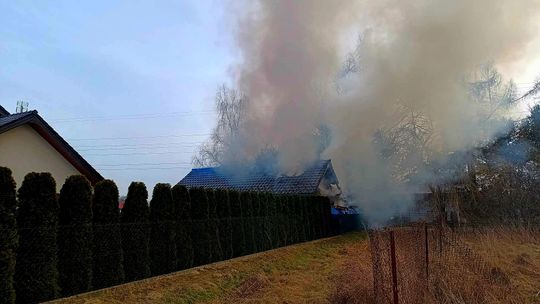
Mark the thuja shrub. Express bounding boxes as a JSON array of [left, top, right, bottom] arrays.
[[253, 192, 266, 252], [258, 192, 271, 251], [278, 195, 290, 246], [215, 189, 233, 260], [15, 172, 60, 303], [57, 175, 93, 297], [121, 182, 151, 281], [229, 190, 245, 257], [312, 197, 323, 239], [172, 185, 193, 270], [240, 192, 255, 254], [302, 196, 314, 241], [296, 196, 307, 243], [189, 187, 211, 266], [320, 196, 333, 237], [0, 167, 18, 304], [92, 179, 124, 289], [206, 189, 222, 262], [264, 193, 277, 249], [149, 183, 177, 275]]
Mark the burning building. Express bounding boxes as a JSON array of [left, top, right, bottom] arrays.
[[177, 159, 345, 207]]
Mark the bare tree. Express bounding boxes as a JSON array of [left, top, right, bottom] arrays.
[[192, 85, 249, 167]]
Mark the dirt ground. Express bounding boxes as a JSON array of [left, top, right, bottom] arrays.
[[51, 232, 372, 304]]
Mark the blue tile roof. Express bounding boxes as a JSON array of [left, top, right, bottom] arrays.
[[178, 159, 332, 195]]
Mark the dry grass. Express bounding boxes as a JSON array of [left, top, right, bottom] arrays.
[[428, 227, 540, 304], [50, 232, 371, 304]]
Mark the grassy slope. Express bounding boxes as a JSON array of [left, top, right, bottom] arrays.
[[51, 233, 369, 304]]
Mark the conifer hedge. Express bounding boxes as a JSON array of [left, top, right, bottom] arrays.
[[172, 185, 193, 270], [0, 167, 18, 304], [215, 189, 233, 259], [240, 192, 255, 254], [15, 172, 59, 303], [278, 195, 290, 246], [229, 190, 245, 257], [92, 179, 124, 289], [206, 189, 223, 262], [58, 175, 93, 297], [150, 183, 177, 275], [302, 196, 313, 241], [251, 192, 263, 252], [121, 182, 151, 281], [258, 192, 271, 251], [189, 188, 211, 265]]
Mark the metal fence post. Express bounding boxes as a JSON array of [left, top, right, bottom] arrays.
[[389, 230, 399, 304]]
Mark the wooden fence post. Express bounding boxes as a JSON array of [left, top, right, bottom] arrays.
[[439, 217, 443, 257], [389, 230, 399, 304], [424, 224, 429, 290]]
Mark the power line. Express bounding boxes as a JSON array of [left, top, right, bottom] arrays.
[[77, 144, 201, 152], [50, 110, 215, 123], [73, 142, 205, 149], [98, 166, 192, 171], [84, 151, 196, 156], [66, 133, 211, 141], [96, 161, 192, 167]]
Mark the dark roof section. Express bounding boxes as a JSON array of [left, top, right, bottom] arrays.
[[0, 109, 103, 184], [0, 105, 10, 117], [178, 159, 333, 195]]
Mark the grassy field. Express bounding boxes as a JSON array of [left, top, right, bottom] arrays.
[[50, 228, 539, 304], [51, 233, 371, 304]]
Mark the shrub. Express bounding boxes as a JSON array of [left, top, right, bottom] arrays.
[[278, 195, 290, 246], [285, 195, 298, 244], [312, 197, 323, 239], [296, 196, 307, 243], [215, 189, 233, 259], [15, 172, 60, 303], [320, 196, 333, 236], [172, 185, 193, 270], [57, 175, 93, 296], [240, 192, 255, 254], [258, 192, 271, 251], [189, 188, 211, 266], [251, 192, 263, 252], [206, 189, 222, 262], [150, 183, 177, 275], [229, 190, 245, 257], [266, 193, 281, 249], [92, 179, 124, 289], [121, 182, 151, 281], [302, 196, 314, 241], [0, 167, 18, 304]]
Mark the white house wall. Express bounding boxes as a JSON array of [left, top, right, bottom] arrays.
[[0, 124, 80, 190]]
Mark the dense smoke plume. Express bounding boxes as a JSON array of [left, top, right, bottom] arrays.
[[228, 0, 540, 222]]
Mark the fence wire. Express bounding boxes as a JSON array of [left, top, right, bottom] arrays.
[[369, 221, 540, 304]]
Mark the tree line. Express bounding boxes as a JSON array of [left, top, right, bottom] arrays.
[[0, 167, 334, 304]]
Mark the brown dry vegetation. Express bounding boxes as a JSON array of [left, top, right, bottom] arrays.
[[427, 228, 540, 304], [50, 233, 371, 304]]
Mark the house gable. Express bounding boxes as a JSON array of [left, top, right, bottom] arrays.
[[0, 108, 103, 187]]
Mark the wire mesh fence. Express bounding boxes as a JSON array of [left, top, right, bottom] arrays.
[[369, 221, 540, 304]]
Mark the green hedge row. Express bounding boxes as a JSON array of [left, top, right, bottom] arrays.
[[0, 167, 334, 303]]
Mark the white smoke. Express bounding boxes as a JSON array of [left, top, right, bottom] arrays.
[[227, 0, 540, 223]]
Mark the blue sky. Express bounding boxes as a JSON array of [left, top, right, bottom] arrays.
[[0, 1, 237, 194]]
